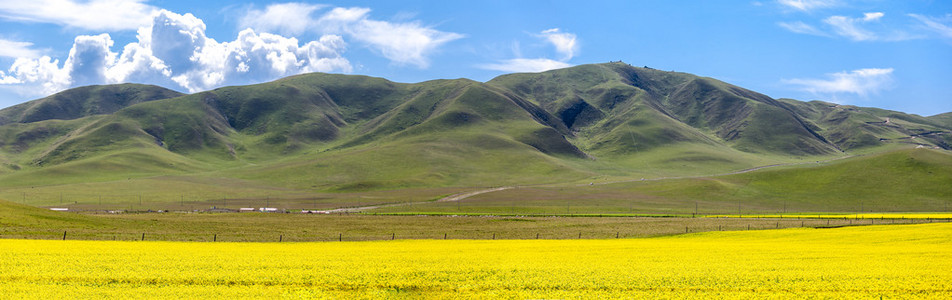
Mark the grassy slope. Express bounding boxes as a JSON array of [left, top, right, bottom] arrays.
[[223, 81, 596, 191], [488, 63, 841, 158], [779, 99, 951, 150], [377, 148, 952, 214]]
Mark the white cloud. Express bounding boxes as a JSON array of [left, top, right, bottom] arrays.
[[65, 34, 116, 87], [777, 0, 838, 12], [240, 4, 464, 68], [783, 68, 894, 97], [0, 9, 353, 97], [909, 14, 952, 40], [342, 17, 463, 68], [863, 12, 884, 22], [239, 3, 326, 36], [824, 15, 878, 41], [0, 0, 157, 31], [0, 56, 70, 96], [479, 58, 571, 73], [783, 12, 919, 42], [0, 39, 42, 58], [539, 28, 578, 61], [778, 21, 829, 37], [479, 29, 579, 73]]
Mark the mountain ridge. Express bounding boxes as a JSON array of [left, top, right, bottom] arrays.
[[0, 62, 948, 191]]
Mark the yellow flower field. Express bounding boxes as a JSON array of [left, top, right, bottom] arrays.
[[707, 213, 952, 219], [2, 223, 951, 298]]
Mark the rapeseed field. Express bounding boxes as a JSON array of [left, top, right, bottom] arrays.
[[2, 223, 950, 298]]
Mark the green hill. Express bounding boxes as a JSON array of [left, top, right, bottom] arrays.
[[0, 62, 948, 207], [0, 84, 183, 125]]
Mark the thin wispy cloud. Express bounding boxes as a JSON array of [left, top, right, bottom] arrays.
[[539, 28, 578, 61], [239, 3, 326, 36], [824, 14, 880, 41], [0, 0, 157, 31], [909, 14, 952, 41], [781, 12, 919, 42], [480, 28, 578, 73], [776, 0, 839, 12], [783, 68, 895, 97], [0, 39, 42, 58], [777, 21, 829, 37], [480, 58, 571, 73]]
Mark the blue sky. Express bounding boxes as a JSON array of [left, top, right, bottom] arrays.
[[0, 0, 949, 115]]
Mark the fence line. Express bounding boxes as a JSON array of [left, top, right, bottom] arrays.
[[6, 217, 948, 243]]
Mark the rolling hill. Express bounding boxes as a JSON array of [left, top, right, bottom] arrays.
[[0, 62, 948, 203]]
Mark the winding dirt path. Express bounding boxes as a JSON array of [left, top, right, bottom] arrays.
[[326, 187, 513, 213]]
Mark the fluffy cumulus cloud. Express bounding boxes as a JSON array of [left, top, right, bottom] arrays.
[[783, 68, 895, 97], [241, 4, 463, 68], [480, 28, 578, 73], [0, 9, 352, 96], [0, 0, 157, 31]]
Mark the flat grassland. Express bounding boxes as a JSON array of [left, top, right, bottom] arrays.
[[2, 223, 950, 298]]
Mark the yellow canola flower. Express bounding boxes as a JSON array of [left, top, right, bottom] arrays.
[[706, 213, 952, 219], [1, 223, 951, 298]]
